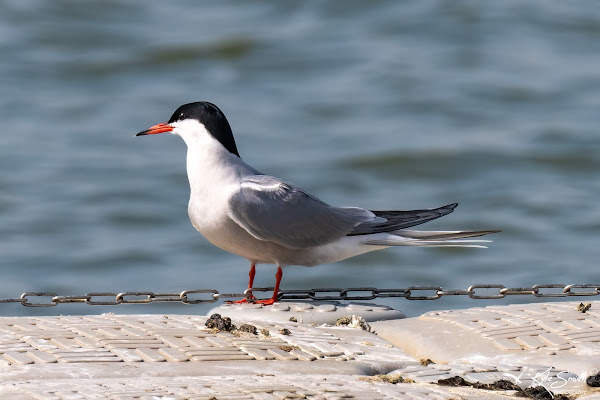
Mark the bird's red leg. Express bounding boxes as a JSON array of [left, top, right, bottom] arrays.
[[248, 264, 256, 289], [255, 266, 282, 306], [229, 264, 257, 304]]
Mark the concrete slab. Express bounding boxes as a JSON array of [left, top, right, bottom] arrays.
[[371, 300, 600, 397], [0, 301, 598, 398]]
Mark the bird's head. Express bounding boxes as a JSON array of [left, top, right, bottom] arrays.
[[136, 101, 240, 157]]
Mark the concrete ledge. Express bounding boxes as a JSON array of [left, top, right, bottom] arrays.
[[209, 300, 405, 324]]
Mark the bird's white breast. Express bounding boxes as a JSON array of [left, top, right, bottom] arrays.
[[182, 129, 272, 262]]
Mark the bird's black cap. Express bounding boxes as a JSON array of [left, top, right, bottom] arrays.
[[169, 102, 240, 157]]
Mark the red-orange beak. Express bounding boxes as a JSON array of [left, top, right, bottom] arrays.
[[135, 123, 173, 136]]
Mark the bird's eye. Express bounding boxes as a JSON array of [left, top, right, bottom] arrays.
[[180, 113, 186, 120]]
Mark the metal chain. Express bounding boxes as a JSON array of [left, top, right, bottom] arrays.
[[0, 284, 598, 307]]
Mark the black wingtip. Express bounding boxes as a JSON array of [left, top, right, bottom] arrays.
[[438, 203, 458, 216]]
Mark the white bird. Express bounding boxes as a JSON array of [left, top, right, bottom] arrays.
[[136, 102, 500, 305]]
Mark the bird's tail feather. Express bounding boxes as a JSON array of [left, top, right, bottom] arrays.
[[393, 229, 501, 240], [364, 229, 501, 249]]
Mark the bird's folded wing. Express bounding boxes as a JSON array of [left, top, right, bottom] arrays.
[[347, 203, 458, 235], [228, 175, 374, 249]]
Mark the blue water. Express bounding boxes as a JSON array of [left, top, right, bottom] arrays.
[[1, 1, 599, 317]]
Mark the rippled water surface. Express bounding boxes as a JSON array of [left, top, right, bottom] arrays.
[[1, 1, 599, 317]]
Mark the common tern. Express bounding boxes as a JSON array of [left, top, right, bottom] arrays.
[[136, 102, 499, 305]]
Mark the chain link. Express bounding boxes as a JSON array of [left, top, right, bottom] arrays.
[[1, 283, 598, 307], [21, 292, 58, 307]]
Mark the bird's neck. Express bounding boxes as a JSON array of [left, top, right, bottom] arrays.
[[185, 141, 255, 198]]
